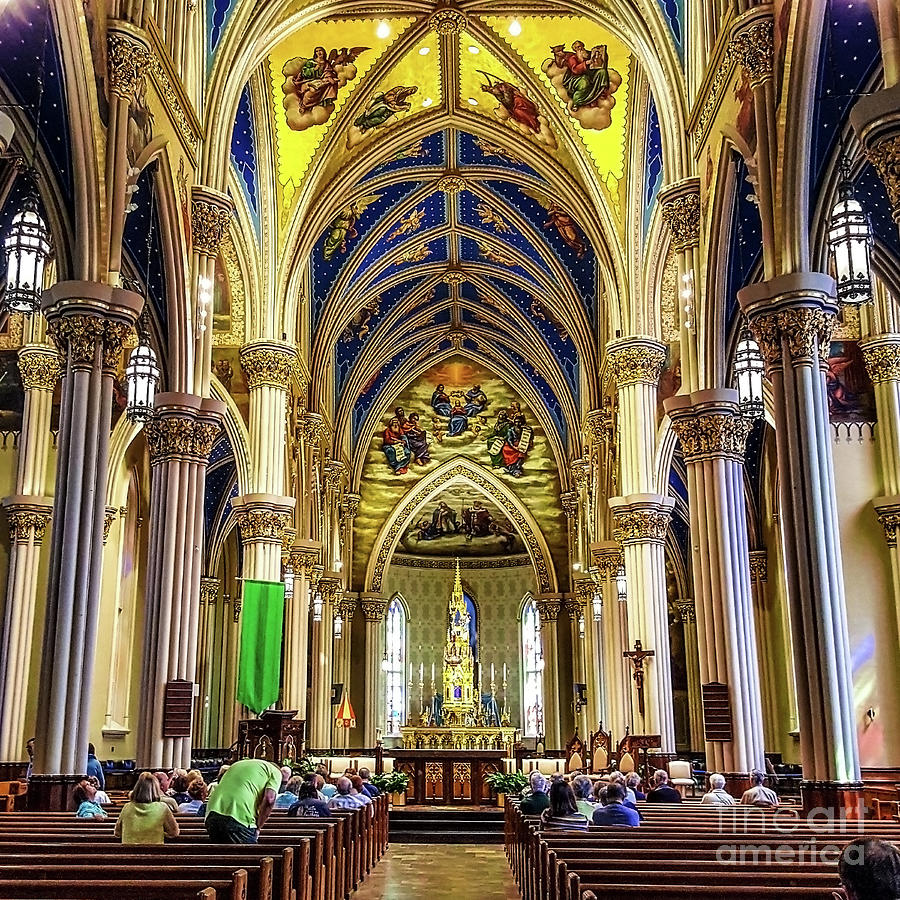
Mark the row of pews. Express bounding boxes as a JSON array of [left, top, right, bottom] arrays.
[[0, 794, 388, 900], [505, 797, 900, 899]]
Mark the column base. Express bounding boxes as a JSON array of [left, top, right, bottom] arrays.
[[26, 773, 87, 811], [801, 780, 865, 820]]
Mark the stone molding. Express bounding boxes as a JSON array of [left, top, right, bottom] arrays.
[[659, 180, 701, 253], [18, 345, 63, 391], [861, 336, 900, 383], [190, 187, 233, 257], [673, 598, 696, 624], [429, 8, 467, 34], [240, 341, 298, 391], [729, 9, 774, 88], [606, 336, 667, 386], [748, 549, 768, 582]]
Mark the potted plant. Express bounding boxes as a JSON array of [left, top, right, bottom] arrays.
[[372, 770, 410, 806], [484, 771, 528, 808]]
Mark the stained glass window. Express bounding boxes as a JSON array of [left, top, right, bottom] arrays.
[[384, 595, 406, 736], [521, 596, 544, 738]]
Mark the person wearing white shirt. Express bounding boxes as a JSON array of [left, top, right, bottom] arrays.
[[700, 773, 737, 806]]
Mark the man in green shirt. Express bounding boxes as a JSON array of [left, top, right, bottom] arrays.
[[205, 758, 282, 843]]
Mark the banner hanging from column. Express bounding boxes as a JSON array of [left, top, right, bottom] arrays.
[[237, 579, 285, 714]]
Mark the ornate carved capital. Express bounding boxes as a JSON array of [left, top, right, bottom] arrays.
[[730, 14, 774, 88], [583, 406, 611, 449], [874, 499, 900, 547], [342, 493, 361, 521], [286, 547, 321, 576], [748, 307, 836, 372], [660, 190, 701, 252], [429, 8, 467, 34], [748, 550, 768, 582], [436, 174, 467, 194], [536, 598, 561, 623], [7, 509, 51, 544], [240, 342, 298, 391], [335, 597, 357, 621], [145, 413, 220, 463], [237, 507, 293, 544], [324, 460, 347, 492], [611, 504, 672, 544], [299, 412, 330, 446], [861, 337, 900, 383], [361, 599, 388, 623], [107, 31, 150, 100], [674, 598, 696, 624], [591, 545, 623, 579], [865, 134, 900, 218], [18, 345, 62, 391], [200, 577, 219, 606], [318, 577, 341, 605], [563, 597, 585, 620], [47, 315, 130, 372], [560, 491, 578, 520], [670, 409, 751, 463], [102, 507, 118, 545], [606, 338, 667, 387], [570, 458, 591, 492], [190, 188, 233, 257]]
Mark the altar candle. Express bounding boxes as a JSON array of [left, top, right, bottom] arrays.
[[419, 662, 424, 684], [409, 663, 413, 682], [491, 663, 495, 683], [503, 663, 507, 682], [431, 662, 435, 684]]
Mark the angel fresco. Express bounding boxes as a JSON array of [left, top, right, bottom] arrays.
[[521, 187, 587, 259], [541, 41, 621, 131], [281, 46, 369, 132], [348, 85, 418, 147], [478, 71, 558, 150], [322, 194, 380, 260]]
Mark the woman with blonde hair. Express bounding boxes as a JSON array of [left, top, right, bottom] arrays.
[[115, 772, 180, 844]]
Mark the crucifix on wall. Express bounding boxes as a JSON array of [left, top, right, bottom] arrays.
[[623, 639, 655, 717]]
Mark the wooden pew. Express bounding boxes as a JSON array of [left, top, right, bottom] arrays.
[[0, 879, 236, 900]]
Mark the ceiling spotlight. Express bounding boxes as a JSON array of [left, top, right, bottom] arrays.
[[467, 97, 479, 106], [422, 97, 434, 107], [468, 45, 480, 54], [508, 19, 522, 36], [419, 46, 430, 55], [376, 20, 391, 39]]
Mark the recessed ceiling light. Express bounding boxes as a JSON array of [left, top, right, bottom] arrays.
[[376, 20, 391, 39], [422, 97, 433, 107], [467, 97, 478, 105], [508, 19, 522, 36], [419, 46, 430, 55], [468, 45, 480, 54]]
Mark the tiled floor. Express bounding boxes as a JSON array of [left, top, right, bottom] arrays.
[[355, 843, 521, 899]]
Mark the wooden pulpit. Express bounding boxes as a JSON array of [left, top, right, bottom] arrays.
[[237, 710, 306, 763]]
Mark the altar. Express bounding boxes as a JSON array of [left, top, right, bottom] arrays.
[[392, 748, 509, 805], [399, 724, 519, 753]]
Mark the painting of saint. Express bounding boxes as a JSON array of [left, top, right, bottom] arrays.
[[381, 415, 411, 474], [542, 41, 621, 131], [521, 187, 588, 258], [281, 46, 369, 131], [348, 85, 418, 147], [404, 412, 431, 465], [478, 71, 558, 150], [431, 383, 488, 438], [486, 408, 533, 476]]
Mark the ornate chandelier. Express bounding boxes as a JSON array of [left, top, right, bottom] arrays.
[[124, 317, 160, 424], [3, 193, 51, 314], [827, 168, 873, 305]]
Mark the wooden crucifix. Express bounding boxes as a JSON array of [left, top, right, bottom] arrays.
[[623, 640, 655, 717]]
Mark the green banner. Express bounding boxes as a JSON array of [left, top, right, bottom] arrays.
[[236, 579, 285, 714]]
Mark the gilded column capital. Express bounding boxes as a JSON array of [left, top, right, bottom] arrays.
[[729, 10, 774, 88], [583, 405, 611, 448], [609, 495, 674, 545], [47, 315, 131, 372], [361, 599, 388, 622], [673, 598, 696, 623], [190, 187, 234, 257], [429, 8, 467, 34], [299, 412, 330, 446], [106, 29, 150, 100], [535, 598, 562, 623], [199, 577, 220, 606], [563, 597, 585, 620], [570, 457, 591, 492], [873, 497, 900, 547], [342, 492, 361, 521], [234, 495, 296, 545], [850, 84, 900, 221], [748, 549, 768, 582], [659, 179, 701, 252], [560, 491, 578, 520], [5, 507, 51, 544], [318, 576, 341, 604], [666, 391, 751, 463], [864, 134, 900, 219], [590, 544, 623, 579], [102, 506, 118, 545], [606, 337, 667, 387], [324, 459, 348, 492], [861, 336, 900, 383], [336, 597, 357, 621], [18, 345, 62, 391], [239, 341, 298, 391], [286, 545, 322, 576], [145, 410, 221, 464]]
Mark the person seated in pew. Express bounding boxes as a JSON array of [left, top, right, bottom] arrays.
[[86, 743, 105, 789], [115, 772, 180, 844], [328, 775, 368, 810], [591, 782, 640, 828], [645, 769, 682, 803], [74, 778, 108, 819], [519, 771, 551, 815], [314, 764, 337, 799], [608, 771, 637, 804], [278, 765, 292, 794], [153, 771, 179, 811], [839, 838, 900, 900], [740, 769, 779, 808], [540, 780, 589, 831], [204, 757, 282, 844], [168, 772, 191, 805], [349, 775, 373, 806], [358, 768, 380, 798], [700, 772, 737, 807], [312, 774, 332, 800], [87, 775, 110, 806], [571, 774, 598, 818], [275, 775, 303, 809], [625, 772, 645, 801], [178, 777, 208, 814], [206, 764, 230, 799], [289, 781, 333, 818]]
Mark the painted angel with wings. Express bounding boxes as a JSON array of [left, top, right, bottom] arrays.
[[521, 188, 587, 259]]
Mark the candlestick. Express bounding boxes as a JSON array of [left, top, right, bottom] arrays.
[[431, 661, 435, 685], [419, 661, 424, 685], [503, 663, 507, 682], [491, 662, 495, 684]]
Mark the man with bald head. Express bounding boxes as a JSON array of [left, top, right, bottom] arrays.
[[328, 775, 368, 810]]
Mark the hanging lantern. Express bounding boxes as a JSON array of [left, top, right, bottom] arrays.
[[335, 690, 356, 728], [827, 176, 873, 304], [591, 589, 603, 622], [312, 587, 323, 622], [124, 340, 160, 424], [333, 611, 343, 640], [734, 328, 765, 420], [616, 565, 627, 603], [3, 195, 51, 314]]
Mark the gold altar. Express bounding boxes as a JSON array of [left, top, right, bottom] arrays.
[[399, 724, 519, 752]]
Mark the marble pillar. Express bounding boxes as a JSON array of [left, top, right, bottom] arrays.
[[572, 579, 601, 739], [666, 389, 765, 775], [309, 576, 338, 749], [0, 344, 60, 760], [282, 544, 320, 717], [673, 599, 704, 752], [739, 273, 861, 808], [136, 393, 223, 769], [332, 597, 356, 750], [564, 595, 589, 740], [194, 577, 219, 741], [33, 281, 142, 786], [535, 597, 562, 749], [361, 597, 388, 746]]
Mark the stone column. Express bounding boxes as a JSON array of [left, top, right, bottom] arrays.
[[31, 282, 141, 802], [0, 345, 60, 760], [194, 577, 219, 741], [361, 597, 388, 745], [591, 543, 630, 741], [673, 599, 704, 753], [665, 389, 765, 777], [535, 596, 562, 749], [564, 595, 589, 740], [572, 579, 601, 738], [331, 596, 356, 749], [233, 496, 295, 584], [608, 497, 676, 751], [282, 544, 320, 717], [739, 273, 861, 810], [308, 575, 337, 749], [136, 393, 223, 769]]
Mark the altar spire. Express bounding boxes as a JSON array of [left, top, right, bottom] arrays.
[[442, 559, 476, 724]]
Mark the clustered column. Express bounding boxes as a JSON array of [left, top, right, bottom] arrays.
[[673, 599, 704, 752], [0, 343, 60, 759], [739, 274, 861, 805], [665, 389, 765, 778], [535, 597, 562, 749], [564, 594, 588, 739], [282, 546, 320, 715], [308, 575, 338, 749], [361, 598, 388, 745], [137, 393, 223, 769], [32, 282, 142, 797]]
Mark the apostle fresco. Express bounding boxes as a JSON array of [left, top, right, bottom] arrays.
[[281, 46, 368, 131], [478, 71, 558, 150], [431, 383, 480, 437], [348, 85, 418, 147], [381, 415, 411, 474], [541, 40, 621, 131], [486, 408, 533, 477]]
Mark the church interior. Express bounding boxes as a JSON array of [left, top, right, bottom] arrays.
[[1, 0, 900, 895]]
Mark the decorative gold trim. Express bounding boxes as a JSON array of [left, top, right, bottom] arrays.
[[240, 342, 298, 390], [729, 15, 774, 88], [191, 189, 233, 257], [237, 507, 293, 543], [102, 507, 118, 545], [606, 338, 667, 386], [47, 315, 130, 372], [674, 598, 696, 623], [107, 31, 150, 100], [611, 507, 671, 544], [18, 346, 62, 391], [590, 546, 623, 579], [748, 550, 768, 582], [7, 509, 51, 545], [660, 190, 701, 252], [749, 307, 836, 371], [429, 9, 467, 35], [213, 234, 246, 347], [862, 339, 900, 383], [144, 413, 220, 463], [390, 554, 531, 570], [536, 598, 561, 623], [670, 410, 751, 462]]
